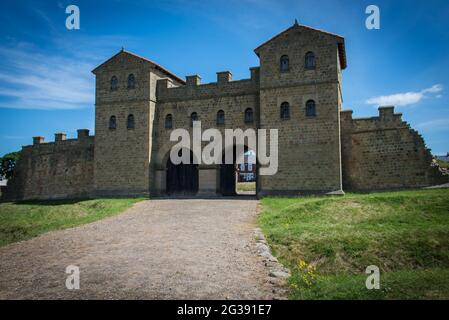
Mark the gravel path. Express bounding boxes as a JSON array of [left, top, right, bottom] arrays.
[[0, 199, 282, 299]]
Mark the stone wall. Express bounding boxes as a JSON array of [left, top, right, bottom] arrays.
[[341, 106, 448, 190], [94, 100, 152, 196], [156, 69, 259, 102], [92, 50, 183, 197], [1, 130, 94, 201], [258, 83, 343, 194]]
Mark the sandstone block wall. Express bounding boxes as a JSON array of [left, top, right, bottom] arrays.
[[258, 83, 342, 194], [94, 101, 152, 196], [341, 107, 448, 190], [2, 130, 94, 201]]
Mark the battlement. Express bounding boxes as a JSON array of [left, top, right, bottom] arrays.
[[217, 71, 232, 84], [186, 75, 201, 86], [54, 133, 67, 142], [156, 67, 260, 102], [340, 105, 448, 191], [3, 129, 95, 201], [341, 106, 406, 133], [26, 129, 94, 150]]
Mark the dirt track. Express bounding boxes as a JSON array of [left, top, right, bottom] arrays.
[[0, 199, 282, 299]]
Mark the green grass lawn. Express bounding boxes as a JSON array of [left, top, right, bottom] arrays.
[[236, 182, 256, 193], [0, 198, 145, 247], [259, 189, 449, 299]]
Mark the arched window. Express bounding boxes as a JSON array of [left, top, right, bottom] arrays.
[[190, 112, 198, 127], [217, 110, 225, 125], [127, 114, 135, 129], [280, 102, 290, 120], [165, 114, 173, 129], [306, 100, 316, 117], [109, 115, 117, 130], [127, 74, 135, 89], [110, 76, 118, 91], [305, 52, 316, 69], [280, 55, 289, 72], [244, 108, 254, 124]]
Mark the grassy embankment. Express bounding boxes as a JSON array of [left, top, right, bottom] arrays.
[[0, 198, 145, 247], [259, 189, 449, 299]]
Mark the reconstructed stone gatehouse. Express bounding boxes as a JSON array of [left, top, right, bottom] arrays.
[[2, 23, 447, 200]]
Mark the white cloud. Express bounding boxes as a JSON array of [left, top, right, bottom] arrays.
[[422, 84, 443, 93], [366, 92, 422, 106], [0, 45, 94, 110], [366, 84, 443, 107], [0, 33, 138, 110]]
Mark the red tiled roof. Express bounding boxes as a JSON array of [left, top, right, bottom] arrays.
[[92, 50, 186, 85], [254, 23, 347, 70]]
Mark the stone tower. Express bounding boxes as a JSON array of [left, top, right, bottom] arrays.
[[91, 50, 184, 196], [255, 24, 346, 194]]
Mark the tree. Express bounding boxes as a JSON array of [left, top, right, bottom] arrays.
[[0, 151, 20, 180]]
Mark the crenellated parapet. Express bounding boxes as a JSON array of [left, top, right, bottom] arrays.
[[156, 67, 260, 102], [26, 129, 94, 151], [340, 106, 448, 190], [2, 129, 95, 201], [341, 106, 407, 133]]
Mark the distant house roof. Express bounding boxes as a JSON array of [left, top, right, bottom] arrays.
[[435, 154, 449, 162], [92, 49, 186, 85], [254, 23, 347, 70]]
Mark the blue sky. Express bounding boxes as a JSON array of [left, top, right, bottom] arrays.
[[0, 0, 448, 156]]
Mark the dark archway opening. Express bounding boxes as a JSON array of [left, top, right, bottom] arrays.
[[166, 149, 198, 195], [220, 163, 236, 196]]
